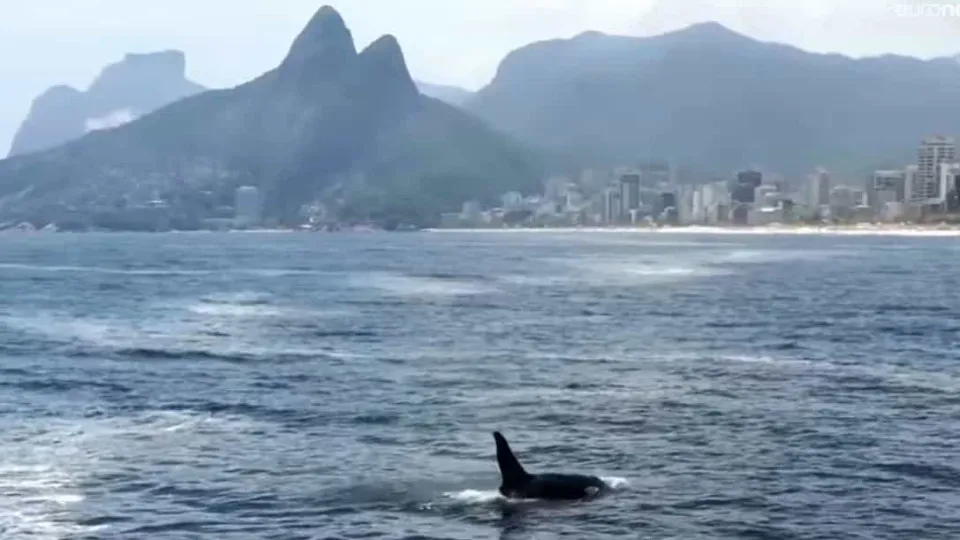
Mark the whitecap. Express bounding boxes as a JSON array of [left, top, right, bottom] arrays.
[[557, 257, 728, 286], [186, 303, 285, 318], [719, 355, 814, 368], [354, 272, 497, 297], [600, 476, 631, 489]]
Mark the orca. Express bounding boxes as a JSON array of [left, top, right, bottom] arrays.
[[493, 431, 606, 501]]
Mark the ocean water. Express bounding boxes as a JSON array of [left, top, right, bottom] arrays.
[[0, 230, 958, 539]]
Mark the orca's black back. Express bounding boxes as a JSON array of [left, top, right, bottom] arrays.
[[523, 473, 605, 500], [492, 431, 604, 501]]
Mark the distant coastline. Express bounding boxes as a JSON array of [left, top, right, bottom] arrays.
[[4, 223, 960, 238], [425, 224, 960, 237]]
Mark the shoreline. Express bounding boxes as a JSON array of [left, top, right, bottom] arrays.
[[423, 225, 960, 237], [4, 224, 960, 238]]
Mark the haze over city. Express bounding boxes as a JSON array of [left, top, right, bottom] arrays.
[[2, 0, 959, 153]]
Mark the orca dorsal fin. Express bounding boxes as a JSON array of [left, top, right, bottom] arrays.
[[493, 431, 531, 486]]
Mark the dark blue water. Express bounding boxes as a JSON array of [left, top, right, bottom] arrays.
[[0, 230, 958, 539]]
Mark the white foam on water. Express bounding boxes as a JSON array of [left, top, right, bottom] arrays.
[[719, 354, 814, 368], [355, 273, 497, 297], [2, 313, 122, 348], [601, 476, 631, 490], [497, 274, 577, 287], [506, 244, 846, 290], [557, 256, 728, 286], [169, 291, 347, 323], [1, 311, 324, 363], [444, 489, 506, 504], [186, 303, 284, 318], [713, 248, 841, 265]]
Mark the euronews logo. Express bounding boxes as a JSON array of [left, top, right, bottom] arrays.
[[890, 1, 960, 16]]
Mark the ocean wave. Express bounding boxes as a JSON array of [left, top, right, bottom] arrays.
[[555, 256, 729, 286], [0, 313, 325, 365], [353, 272, 498, 297]]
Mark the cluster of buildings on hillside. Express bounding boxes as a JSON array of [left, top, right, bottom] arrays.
[[443, 136, 960, 228], [3, 182, 267, 233]]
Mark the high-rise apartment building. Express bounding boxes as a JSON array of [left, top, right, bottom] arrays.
[[807, 168, 831, 208], [916, 136, 955, 203]]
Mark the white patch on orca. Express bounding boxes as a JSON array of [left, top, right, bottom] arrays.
[[585, 486, 601, 497]]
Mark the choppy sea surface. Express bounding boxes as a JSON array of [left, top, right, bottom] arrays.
[[0, 230, 958, 540]]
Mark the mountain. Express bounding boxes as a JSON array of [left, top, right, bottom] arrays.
[[0, 7, 542, 229], [468, 22, 960, 177], [8, 50, 206, 157], [416, 81, 474, 106]]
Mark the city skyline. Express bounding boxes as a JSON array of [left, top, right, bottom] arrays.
[[444, 135, 960, 229]]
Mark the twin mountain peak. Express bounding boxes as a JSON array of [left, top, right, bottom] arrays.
[[0, 6, 540, 229], [279, 6, 417, 102]]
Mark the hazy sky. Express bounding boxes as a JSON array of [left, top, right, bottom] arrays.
[[2, 0, 958, 154]]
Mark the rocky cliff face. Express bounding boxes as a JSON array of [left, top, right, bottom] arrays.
[[8, 50, 205, 157], [0, 6, 541, 229]]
